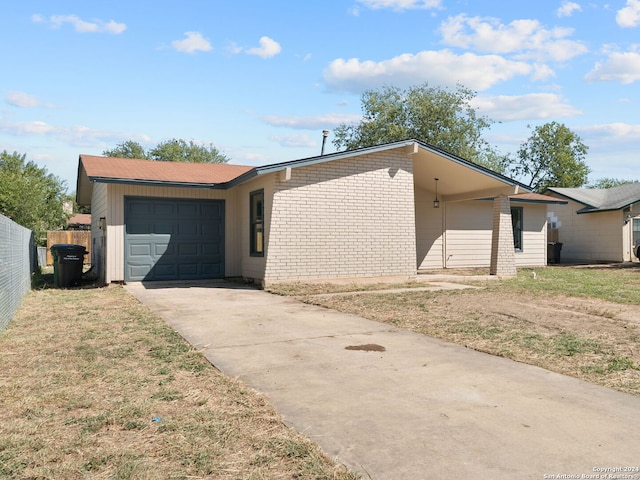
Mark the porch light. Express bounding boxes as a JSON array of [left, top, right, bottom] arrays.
[[433, 178, 440, 208]]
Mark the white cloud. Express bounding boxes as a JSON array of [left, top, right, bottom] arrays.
[[0, 118, 150, 147], [470, 93, 582, 121], [439, 14, 588, 62], [246, 36, 281, 58], [270, 134, 317, 148], [355, 0, 441, 10], [617, 0, 640, 27], [5, 91, 55, 109], [262, 113, 362, 129], [557, 2, 582, 18], [33, 14, 126, 34], [578, 123, 640, 139], [171, 32, 213, 54], [323, 50, 532, 93], [585, 50, 640, 84]]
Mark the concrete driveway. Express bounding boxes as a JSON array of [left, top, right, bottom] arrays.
[[125, 281, 640, 480]]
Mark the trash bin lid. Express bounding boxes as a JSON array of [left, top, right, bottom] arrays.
[[51, 244, 87, 254]]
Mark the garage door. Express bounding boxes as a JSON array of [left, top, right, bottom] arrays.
[[124, 197, 225, 282]]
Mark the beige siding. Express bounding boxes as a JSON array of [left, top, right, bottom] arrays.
[[547, 199, 624, 261], [445, 201, 493, 268], [103, 184, 231, 282], [415, 186, 444, 269], [90, 183, 108, 283], [516, 203, 547, 267], [416, 199, 548, 270], [233, 175, 275, 282], [263, 152, 416, 282]]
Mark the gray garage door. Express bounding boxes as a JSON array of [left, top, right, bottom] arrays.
[[124, 197, 225, 282]]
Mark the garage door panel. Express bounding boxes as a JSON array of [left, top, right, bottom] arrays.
[[201, 243, 221, 255], [178, 223, 199, 236], [125, 197, 225, 282], [178, 243, 198, 256], [127, 222, 153, 235], [129, 244, 151, 257], [153, 203, 177, 216], [178, 203, 198, 216], [154, 243, 173, 256]]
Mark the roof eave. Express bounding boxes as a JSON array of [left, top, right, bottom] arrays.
[[241, 139, 530, 191], [88, 176, 229, 189]]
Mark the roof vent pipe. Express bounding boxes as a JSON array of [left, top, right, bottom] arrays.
[[321, 130, 329, 156]]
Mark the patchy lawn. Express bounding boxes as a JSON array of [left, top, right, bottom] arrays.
[[267, 265, 640, 397], [0, 286, 359, 480]]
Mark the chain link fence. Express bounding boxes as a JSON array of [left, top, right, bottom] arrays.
[[0, 214, 35, 332]]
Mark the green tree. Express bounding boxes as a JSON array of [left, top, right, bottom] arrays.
[[103, 138, 229, 164], [510, 122, 590, 192], [0, 150, 68, 244], [587, 178, 638, 189], [332, 83, 503, 170], [149, 139, 229, 163], [102, 140, 149, 159]]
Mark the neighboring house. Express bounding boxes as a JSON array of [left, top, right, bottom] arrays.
[[545, 184, 640, 263], [75, 139, 563, 286], [67, 213, 91, 230]]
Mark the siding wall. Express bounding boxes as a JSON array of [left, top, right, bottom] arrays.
[[516, 203, 548, 266], [415, 186, 444, 269], [416, 197, 548, 270], [90, 182, 108, 283], [101, 184, 233, 282], [548, 199, 624, 262], [234, 174, 275, 282], [263, 151, 416, 282]]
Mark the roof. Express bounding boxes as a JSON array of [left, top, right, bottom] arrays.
[[67, 213, 91, 225], [80, 155, 254, 186], [76, 140, 532, 205], [546, 183, 640, 213], [508, 193, 568, 204], [239, 139, 531, 192]]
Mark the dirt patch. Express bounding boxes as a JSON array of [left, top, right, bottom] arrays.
[[345, 344, 386, 352]]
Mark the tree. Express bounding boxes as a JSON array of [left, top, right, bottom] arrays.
[[332, 83, 503, 170], [102, 139, 229, 163], [103, 140, 149, 159], [510, 122, 590, 192], [149, 139, 229, 163], [0, 150, 68, 244], [587, 178, 638, 189]]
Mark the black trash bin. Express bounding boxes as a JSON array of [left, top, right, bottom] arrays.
[[547, 242, 563, 264], [51, 244, 87, 287]]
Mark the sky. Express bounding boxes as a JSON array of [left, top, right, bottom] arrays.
[[1, 0, 640, 193]]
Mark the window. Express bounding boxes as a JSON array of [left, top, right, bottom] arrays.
[[511, 207, 523, 252], [250, 190, 264, 256]]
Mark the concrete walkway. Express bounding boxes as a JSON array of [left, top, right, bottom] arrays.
[[125, 281, 640, 480]]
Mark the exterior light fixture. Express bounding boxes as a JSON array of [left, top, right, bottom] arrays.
[[433, 178, 440, 208]]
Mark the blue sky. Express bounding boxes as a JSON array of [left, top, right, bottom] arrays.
[[1, 0, 639, 192]]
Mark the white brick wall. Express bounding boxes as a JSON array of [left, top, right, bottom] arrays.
[[490, 195, 517, 276], [263, 152, 416, 281]]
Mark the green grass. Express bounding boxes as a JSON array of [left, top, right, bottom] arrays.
[[491, 265, 640, 304]]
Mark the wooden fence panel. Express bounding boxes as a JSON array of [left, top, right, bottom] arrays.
[[46, 231, 91, 265]]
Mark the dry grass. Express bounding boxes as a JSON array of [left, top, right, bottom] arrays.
[[268, 266, 640, 397], [0, 286, 359, 480]]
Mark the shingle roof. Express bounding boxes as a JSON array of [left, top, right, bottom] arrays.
[[80, 155, 254, 186], [509, 193, 568, 204], [67, 213, 91, 225], [546, 183, 640, 212]]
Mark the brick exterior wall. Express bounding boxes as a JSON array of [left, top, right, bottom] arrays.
[[490, 195, 517, 276], [263, 152, 416, 282]]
